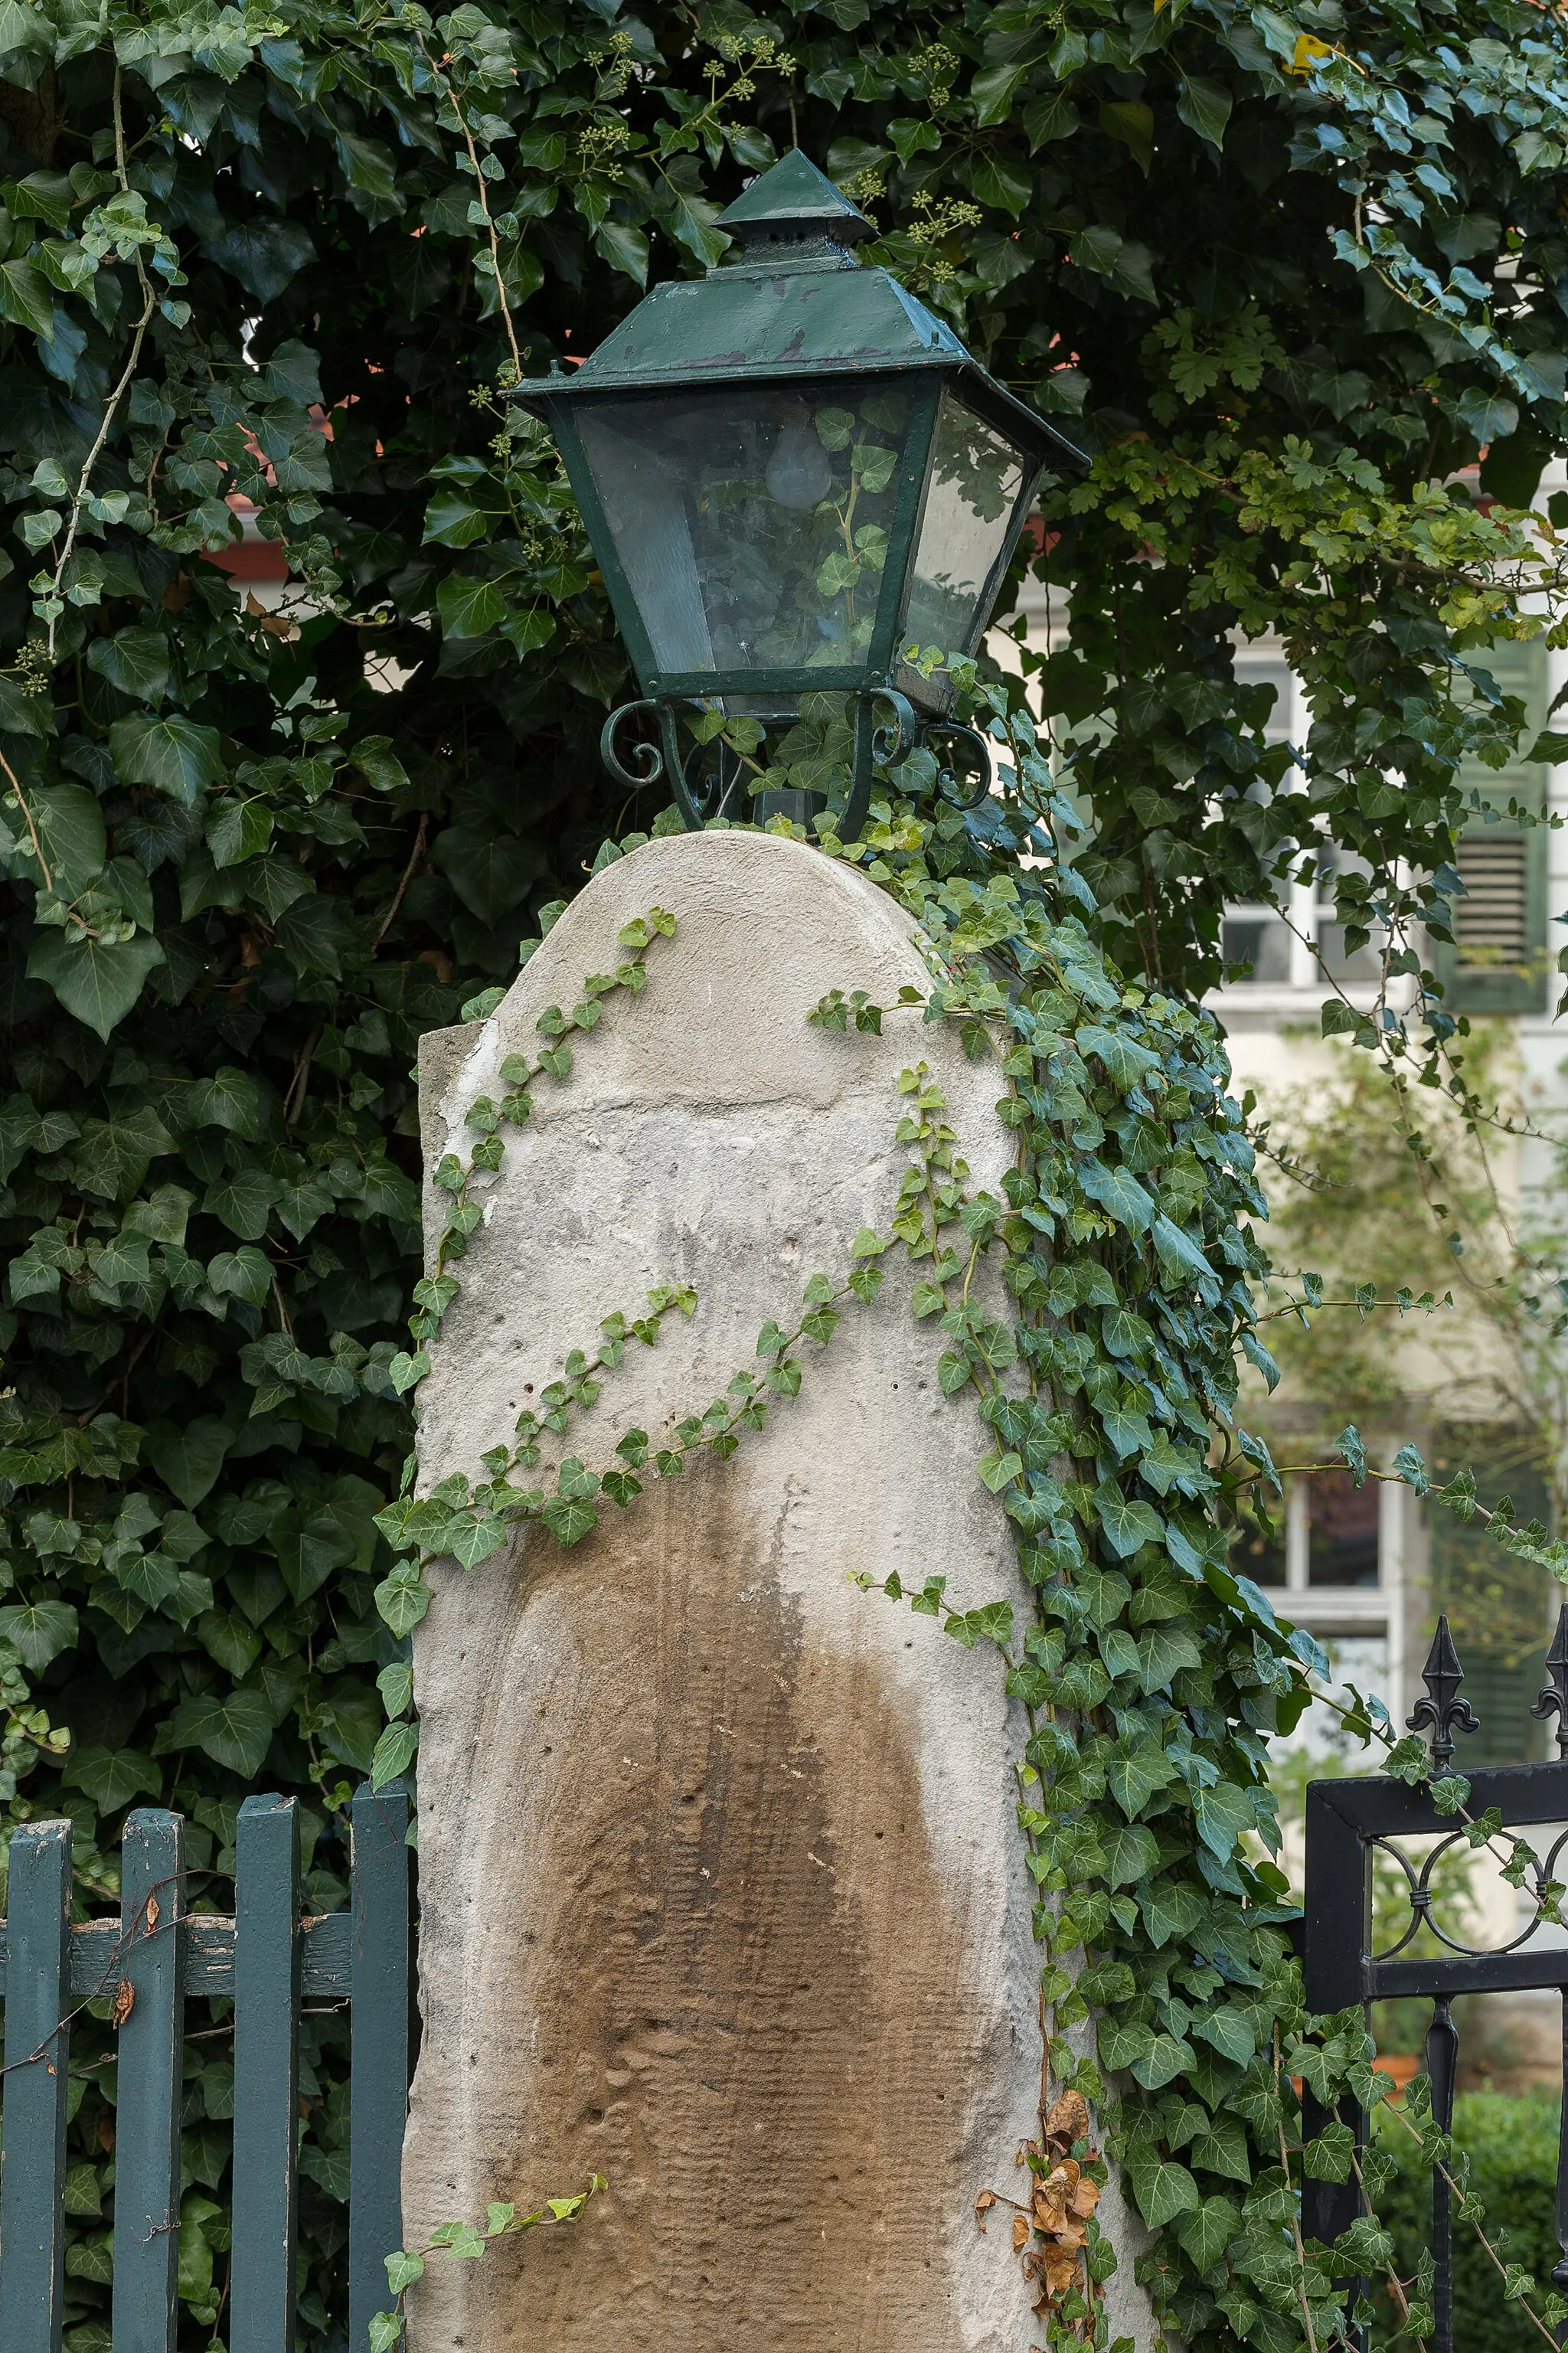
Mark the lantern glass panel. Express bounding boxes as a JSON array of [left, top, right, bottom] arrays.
[[573, 383, 915, 681], [901, 394, 1027, 659]]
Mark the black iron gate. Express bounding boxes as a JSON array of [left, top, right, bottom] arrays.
[[1302, 1610, 1568, 2351]]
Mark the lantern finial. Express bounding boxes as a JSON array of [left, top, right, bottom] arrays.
[[714, 151, 875, 258]]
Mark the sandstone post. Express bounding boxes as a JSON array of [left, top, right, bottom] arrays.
[[403, 828, 1132, 2349]]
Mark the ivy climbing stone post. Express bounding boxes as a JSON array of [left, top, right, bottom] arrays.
[[402, 828, 1152, 2350]]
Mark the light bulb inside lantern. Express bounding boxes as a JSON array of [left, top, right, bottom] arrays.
[[766, 407, 833, 511]]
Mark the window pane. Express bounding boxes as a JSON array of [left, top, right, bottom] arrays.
[[1314, 847, 1381, 982], [575, 384, 912, 678], [1231, 1508, 1286, 1587], [1221, 913, 1291, 983], [1427, 1424, 1552, 1766], [1236, 659, 1293, 745], [903, 394, 1027, 658], [1307, 1468, 1380, 1587]]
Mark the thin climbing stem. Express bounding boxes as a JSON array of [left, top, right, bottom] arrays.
[[0, 743, 51, 887]]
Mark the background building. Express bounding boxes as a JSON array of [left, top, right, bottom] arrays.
[[1001, 538, 1568, 1770]]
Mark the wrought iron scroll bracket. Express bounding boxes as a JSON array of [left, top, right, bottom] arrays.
[[600, 689, 988, 841], [924, 717, 995, 812], [599, 699, 713, 833]]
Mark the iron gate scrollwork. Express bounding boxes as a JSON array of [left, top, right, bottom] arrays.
[[1302, 1608, 1568, 2351]]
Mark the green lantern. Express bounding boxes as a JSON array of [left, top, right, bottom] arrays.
[[514, 152, 1083, 835]]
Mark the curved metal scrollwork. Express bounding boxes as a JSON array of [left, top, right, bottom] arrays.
[[869, 688, 920, 769], [923, 719, 995, 812], [599, 701, 666, 793], [1369, 1824, 1568, 1964], [601, 699, 738, 833], [600, 688, 999, 838], [1367, 1613, 1568, 1966]]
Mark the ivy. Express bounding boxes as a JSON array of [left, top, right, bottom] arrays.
[[0, 0, 1565, 2340]]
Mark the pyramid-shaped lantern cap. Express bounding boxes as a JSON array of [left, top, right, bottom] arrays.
[[514, 153, 1083, 739], [524, 150, 1083, 426], [714, 147, 877, 251]]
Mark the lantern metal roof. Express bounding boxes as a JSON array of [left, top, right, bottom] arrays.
[[524, 152, 1085, 474]]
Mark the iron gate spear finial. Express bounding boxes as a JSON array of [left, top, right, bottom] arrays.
[[1406, 1615, 1480, 1770], [1530, 1603, 1568, 1757]]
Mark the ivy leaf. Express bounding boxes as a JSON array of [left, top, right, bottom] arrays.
[[594, 218, 649, 286], [1095, 1482, 1165, 1559], [187, 1066, 263, 1136], [1097, 2015, 1155, 2073], [0, 258, 54, 336], [60, 1744, 162, 1811], [204, 217, 316, 300], [433, 825, 546, 925], [108, 713, 226, 802], [206, 795, 273, 868], [1174, 2194, 1241, 2273], [1458, 387, 1519, 447], [1194, 1779, 1255, 1861], [207, 1247, 272, 1307], [1176, 75, 1233, 149], [157, 1687, 276, 1776], [203, 1168, 279, 1240], [1106, 1743, 1178, 1817], [69, 1105, 176, 1200], [351, 1711, 410, 1793], [969, 151, 1033, 214], [1152, 1214, 1212, 1283], [1337, 1423, 1368, 1487], [122, 1183, 194, 1244], [31, 783, 106, 891], [1097, 1623, 1141, 1681], [1191, 2003, 1259, 2064], [1132, 2031, 1194, 2090], [146, 1417, 233, 1509], [1077, 1159, 1155, 1234], [1076, 1024, 1159, 1090], [1126, 2155, 1200, 2228], [0, 1596, 78, 1668], [27, 931, 165, 1040], [273, 1175, 334, 1240], [87, 626, 169, 704], [541, 1495, 598, 1546], [436, 574, 508, 639], [423, 488, 492, 549], [374, 1567, 432, 1637], [977, 1449, 1022, 1492], [1101, 1821, 1160, 1886], [1136, 1622, 1204, 1693], [444, 1512, 508, 1568], [1186, 2111, 1251, 2182]]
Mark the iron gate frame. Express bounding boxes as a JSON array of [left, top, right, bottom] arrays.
[[1302, 1613, 1568, 2351]]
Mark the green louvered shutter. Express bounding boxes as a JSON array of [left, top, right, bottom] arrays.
[[1436, 636, 1550, 1015]]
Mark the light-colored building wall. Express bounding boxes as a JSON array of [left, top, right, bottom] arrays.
[[993, 528, 1568, 1769]]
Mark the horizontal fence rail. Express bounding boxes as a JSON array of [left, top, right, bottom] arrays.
[[0, 1779, 411, 2353]]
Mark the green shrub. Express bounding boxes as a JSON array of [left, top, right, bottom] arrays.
[[1375, 2090, 1561, 2349]]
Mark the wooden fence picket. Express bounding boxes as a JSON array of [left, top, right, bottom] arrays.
[[112, 1809, 186, 2353], [230, 1793, 302, 2353], [349, 1779, 411, 2353], [0, 1817, 74, 2353], [0, 1783, 412, 2348]]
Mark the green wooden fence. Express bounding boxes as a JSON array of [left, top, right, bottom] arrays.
[[0, 1781, 412, 2352]]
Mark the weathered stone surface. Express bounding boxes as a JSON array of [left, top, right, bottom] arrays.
[[403, 830, 1143, 2348]]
